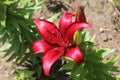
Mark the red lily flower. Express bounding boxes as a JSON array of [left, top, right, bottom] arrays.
[[32, 9, 91, 76]]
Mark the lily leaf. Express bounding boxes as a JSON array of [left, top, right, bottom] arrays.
[[82, 32, 90, 41], [106, 54, 120, 65], [59, 61, 75, 71], [102, 48, 115, 58], [90, 34, 96, 42], [0, 2, 7, 27], [24, 70, 35, 76], [47, 12, 61, 22]]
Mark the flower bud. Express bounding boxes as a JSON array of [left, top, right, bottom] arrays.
[[75, 6, 86, 22], [73, 31, 82, 45]]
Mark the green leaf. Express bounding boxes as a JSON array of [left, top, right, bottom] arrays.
[[86, 52, 103, 62], [71, 64, 83, 77], [106, 54, 120, 65], [12, 36, 20, 52], [11, 17, 20, 32], [85, 61, 94, 73], [91, 61, 118, 72], [60, 61, 75, 71], [19, 0, 31, 8], [94, 49, 106, 58], [16, 70, 24, 80], [24, 70, 35, 76], [82, 32, 90, 42], [15, 44, 27, 63], [4, 35, 20, 57], [18, 19, 31, 32], [3, 0, 17, 5], [78, 68, 88, 80], [101, 72, 116, 80], [47, 12, 61, 22], [90, 34, 96, 42], [19, 54, 30, 64], [29, 77, 36, 80], [117, 76, 120, 80], [36, 64, 42, 78], [102, 48, 114, 58], [2, 32, 9, 44], [0, 2, 7, 27], [80, 41, 94, 55], [28, 1, 46, 10], [95, 71, 107, 80], [15, 69, 35, 80], [29, 50, 36, 64]]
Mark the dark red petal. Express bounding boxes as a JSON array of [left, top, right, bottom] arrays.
[[75, 6, 86, 22], [31, 40, 54, 54], [59, 13, 73, 38], [65, 46, 84, 65], [65, 22, 92, 43], [34, 19, 64, 46], [42, 47, 64, 76]]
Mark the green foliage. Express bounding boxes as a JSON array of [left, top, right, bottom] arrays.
[[15, 69, 36, 80], [0, 2, 6, 27], [0, 0, 63, 79], [60, 32, 120, 80], [0, 0, 45, 79], [0, 0, 45, 64]]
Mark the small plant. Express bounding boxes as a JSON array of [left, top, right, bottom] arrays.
[[0, 0, 45, 79], [61, 31, 120, 80], [32, 6, 120, 79], [0, 0, 45, 63], [0, 0, 61, 79]]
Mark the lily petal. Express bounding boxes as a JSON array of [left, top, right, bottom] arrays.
[[34, 19, 63, 46], [31, 40, 54, 54], [42, 47, 64, 76], [59, 13, 73, 38], [65, 46, 84, 65], [65, 22, 92, 43]]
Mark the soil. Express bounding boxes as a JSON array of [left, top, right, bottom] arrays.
[[0, 0, 120, 80], [0, 52, 15, 80]]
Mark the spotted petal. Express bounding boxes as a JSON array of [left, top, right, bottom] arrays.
[[31, 40, 54, 54], [65, 46, 84, 65], [42, 47, 64, 76], [34, 19, 63, 46], [59, 13, 73, 39], [65, 22, 92, 43]]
